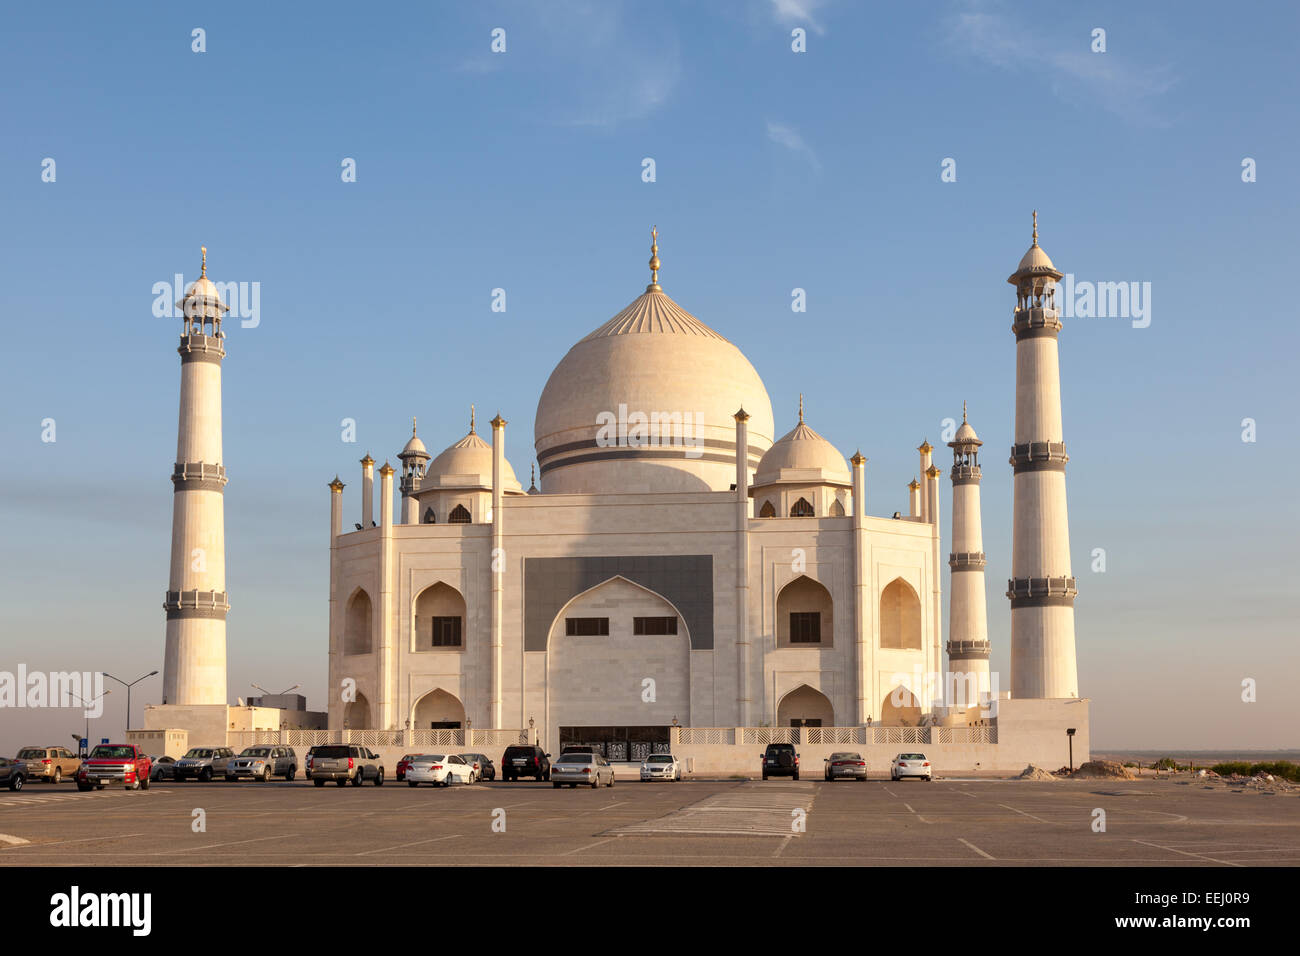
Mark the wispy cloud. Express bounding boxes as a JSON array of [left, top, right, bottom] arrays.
[[768, 0, 830, 36], [766, 120, 821, 171], [943, 2, 1177, 126]]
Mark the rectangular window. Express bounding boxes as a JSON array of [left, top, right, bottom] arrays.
[[633, 616, 678, 635], [789, 611, 821, 643], [432, 616, 462, 647], [565, 617, 609, 636]]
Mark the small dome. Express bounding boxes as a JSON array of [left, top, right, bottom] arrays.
[[954, 420, 979, 443], [1007, 212, 1062, 284], [753, 406, 850, 488], [398, 419, 430, 459], [425, 428, 523, 493]]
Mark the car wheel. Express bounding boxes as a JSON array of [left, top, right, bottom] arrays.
[[351, 772, 364, 787], [52, 768, 62, 784], [10, 776, 23, 791], [140, 775, 150, 791], [314, 778, 326, 787], [336, 778, 347, 787], [375, 769, 384, 787], [200, 768, 212, 783], [261, 767, 271, 782], [608, 774, 615, 788], [286, 767, 296, 781]]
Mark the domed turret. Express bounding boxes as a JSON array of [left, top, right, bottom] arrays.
[[535, 229, 775, 494], [425, 407, 523, 493], [750, 396, 851, 518]]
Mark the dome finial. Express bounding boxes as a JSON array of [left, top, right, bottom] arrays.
[[469, 404, 476, 434], [962, 400, 968, 424], [412, 416, 418, 437], [647, 225, 661, 292], [1031, 210, 1038, 246], [200, 245, 207, 277], [798, 393, 804, 424]]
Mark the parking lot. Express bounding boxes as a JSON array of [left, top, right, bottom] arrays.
[[2, 774, 1297, 866]]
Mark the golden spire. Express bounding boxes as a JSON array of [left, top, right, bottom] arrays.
[[200, 245, 208, 277], [1031, 210, 1038, 246], [469, 404, 476, 434], [647, 225, 661, 291], [798, 393, 804, 424], [962, 400, 968, 424]]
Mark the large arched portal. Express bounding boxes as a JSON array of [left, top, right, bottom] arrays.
[[880, 684, 922, 726], [880, 578, 922, 650], [777, 684, 834, 727], [344, 588, 373, 656], [548, 576, 690, 762], [776, 575, 833, 647], [412, 688, 466, 729], [343, 691, 372, 730]]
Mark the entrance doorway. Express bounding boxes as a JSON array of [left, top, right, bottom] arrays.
[[559, 726, 671, 762]]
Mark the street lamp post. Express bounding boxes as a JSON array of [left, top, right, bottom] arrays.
[[69, 690, 111, 756], [1066, 727, 1077, 773], [102, 671, 158, 739]]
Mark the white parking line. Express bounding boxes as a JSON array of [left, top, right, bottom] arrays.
[[562, 837, 618, 856], [595, 802, 627, 812], [958, 838, 995, 860], [2, 832, 147, 849], [772, 835, 793, 857], [998, 803, 1057, 825], [0, 834, 30, 845], [155, 834, 292, 855], [355, 834, 460, 856], [1130, 839, 1243, 867]]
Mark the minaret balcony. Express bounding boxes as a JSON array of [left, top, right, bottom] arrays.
[[1009, 441, 1068, 473], [1006, 576, 1077, 607], [172, 461, 228, 492], [178, 333, 226, 362], [1011, 308, 1062, 340], [950, 464, 982, 484], [163, 589, 230, 620], [949, 551, 987, 571], [946, 640, 991, 661]]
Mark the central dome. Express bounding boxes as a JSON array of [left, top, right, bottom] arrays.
[[535, 240, 774, 494]]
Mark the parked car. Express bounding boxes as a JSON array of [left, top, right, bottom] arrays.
[[761, 743, 800, 780], [75, 745, 151, 791], [396, 754, 418, 781], [305, 745, 327, 780], [174, 746, 236, 782], [824, 752, 868, 781], [16, 746, 80, 784], [560, 746, 595, 755], [0, 758, 27, 791], [891, 753, 932, 781], [457, 753, 495, 782], [309, 745, 385, 787], [552, 753, 615, 789], [149, 755, 177, 781], [227, 746, 298, 781], [640, 754, 683, 781], [406, 753, 473, 787], [501, 745, 550, 782]]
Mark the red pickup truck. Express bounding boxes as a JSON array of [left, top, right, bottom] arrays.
[[75, 744, 151, 791]]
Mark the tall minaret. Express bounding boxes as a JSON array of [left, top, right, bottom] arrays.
[[162, 247, 230, 707], [398, 418, 430, 524], [946, 403, 990, 712], [1007, 213, 1079, 699]]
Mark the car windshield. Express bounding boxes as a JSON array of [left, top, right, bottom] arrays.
[[183, 749, 213, 758], [646, 755, 673, 763], [17, 749, 45, 759], [558, 755, 594, 764], [90, 746, 135, 759], [241, 747, 271, 757]]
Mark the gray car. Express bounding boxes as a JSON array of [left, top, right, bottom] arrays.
[[551, 753, 615, 789], [227, 746, 298, 781], [174, 746, 236, 782], [310, 745, 385, 787], [824, 752, 868, 781]]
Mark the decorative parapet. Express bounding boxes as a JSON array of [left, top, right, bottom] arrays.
[[1011, 307, 1062, 340], [1009, 441, 1068, 473], [949, 551, 987, 571], [178, 333, 226, 364], [947, 639, 992, 661], [950, 463, 982, 485], [1006, 576, 1077, 608], [171, 461, 228, 492], [164, 589, 230, 620]]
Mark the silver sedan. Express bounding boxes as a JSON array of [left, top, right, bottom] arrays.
[[640, 754, 683, 781], [823, 752, 868, 781], [551, 753, 615, 788]]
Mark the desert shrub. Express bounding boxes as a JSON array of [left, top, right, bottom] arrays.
[[1151, 757, 1180, 771]]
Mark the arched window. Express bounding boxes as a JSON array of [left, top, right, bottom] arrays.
[[448, 504, 471, 524], [343, 589, 373, 656], [759, 500, 776, 518], [422, 507, 436, 524], [880, 578, 922, 650], [790, 497, 814, 517], [777, 575, 833, 647], [830, 498, 845, 517]]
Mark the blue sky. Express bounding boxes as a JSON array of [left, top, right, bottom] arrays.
[[1, 0, 1297, 753]]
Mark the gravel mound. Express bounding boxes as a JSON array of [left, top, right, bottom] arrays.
[[1017, 765, 1057, 781], [1071, 760, 1134, 779]]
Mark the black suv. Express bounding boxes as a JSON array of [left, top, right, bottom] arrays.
[[501, 745, 550, 782], [762, 743, 800, 780]]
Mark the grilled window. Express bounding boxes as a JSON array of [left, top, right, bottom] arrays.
[[790, 497, 815, 517], [448, 504, 471, 523], [423, 507, 436, 524], [565, 617, 609, 636], [633, 616, 678, 635], [789, 611, 821, 643], [432, 615, 462, 647], [759, 500, 776, 518]]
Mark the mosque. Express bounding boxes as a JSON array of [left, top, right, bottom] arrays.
[[144, 219, 1088, 770]]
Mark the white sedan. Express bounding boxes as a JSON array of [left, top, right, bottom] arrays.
[[640, 754, 684, 781], [890, 753, 933, 781], [406, 754, 474, 787]]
